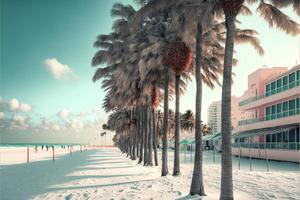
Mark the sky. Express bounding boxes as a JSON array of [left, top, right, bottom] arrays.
[[0, 0, 299, 144]]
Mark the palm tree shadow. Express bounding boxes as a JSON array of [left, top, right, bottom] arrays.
[[0, 150, 137, 200], [47, 179, 155, 191], [176, 194, 203, 200], [75, 166, 133, 170]]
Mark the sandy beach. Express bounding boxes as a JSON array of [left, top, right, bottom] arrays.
[[1, 148, 299, 200]]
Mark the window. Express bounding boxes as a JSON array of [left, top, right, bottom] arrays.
[[283, 131, 289, 142], [266, 107, 271, 115], [277, 103, 282, 118], [277, 79, 282, 88], [283, 101, 288, 117], [266, 135, 271, 143], [266, 106, 271, 120], [266, 84, 270, 92], [277, 103, 282, 113], [289, 129, 296, 142], [283, 76, 288, 85], [289, 99, 295, 110], [297, 70, 300, 81], [289, 99, 296, 115], [283, 102, 288, 111], [296, 128, 300, 143], [272, 134, 277, 143], [277, 132, 282, 142], [296, 98, 299, 109], [289, 72, 295, 83], [271, 81, 276, 90], [271, 105, 276, 114]]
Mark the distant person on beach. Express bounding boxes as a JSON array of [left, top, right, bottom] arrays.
[[42, 145, 44, 150]]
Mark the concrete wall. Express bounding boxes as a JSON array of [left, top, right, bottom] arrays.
[[232, 147, 300, 163]]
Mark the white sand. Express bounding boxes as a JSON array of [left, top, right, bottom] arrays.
[[0, 148, 299, 200]]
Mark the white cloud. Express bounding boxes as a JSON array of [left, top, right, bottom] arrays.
[[0, 98, 33, 113], [70, 119, 84, 130], [9, 98, 19, 110], [0, 112, 4, 120], [38, 118, 62, 132], [57, 109, 70, 118], [19, 103, 32, 112], [13, 115, 27, 122], [9, 98, 32, 112], [44, 58, 76, 80], [1, 106, 104, 136], [10, 114, 30, 130]]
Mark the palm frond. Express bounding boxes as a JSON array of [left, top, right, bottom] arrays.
[[257, 2, 300, 36], [235, 34, 264, 56]]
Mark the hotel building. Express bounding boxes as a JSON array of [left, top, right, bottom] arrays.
[[208, 96, 254, 134], [232, 66, 300, 163]]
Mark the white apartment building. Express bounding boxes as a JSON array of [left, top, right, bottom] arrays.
[[207, 96, 254, 134]]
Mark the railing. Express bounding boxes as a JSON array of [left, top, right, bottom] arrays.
[[239, 80, 300, 107], [232, 142, 300, 150], [238, 108, 300, 126]]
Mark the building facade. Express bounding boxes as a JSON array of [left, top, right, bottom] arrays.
[[233, 65, 300, 163], [208, 101, 222, 134], [208, 96, 253, 134]]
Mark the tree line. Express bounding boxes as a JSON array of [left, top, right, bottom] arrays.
[[92, 1, 299, 199]]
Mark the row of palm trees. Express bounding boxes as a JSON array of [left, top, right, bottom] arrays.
[[107, 109, 209, 163], [92, 1, 299, 199]]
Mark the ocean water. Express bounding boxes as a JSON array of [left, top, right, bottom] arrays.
[[0, 143, 83, 150]]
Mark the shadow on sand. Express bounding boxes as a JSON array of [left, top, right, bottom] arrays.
[[0, 149, 144, 200]]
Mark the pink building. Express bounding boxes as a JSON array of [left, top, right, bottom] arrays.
[[232, 65, 300, 163]]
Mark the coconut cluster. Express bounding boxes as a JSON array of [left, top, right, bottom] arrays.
[[164, 42, 193, 75], [222, 0, 245, 16]]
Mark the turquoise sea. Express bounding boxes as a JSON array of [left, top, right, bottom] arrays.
[[0, 143, 85, 149]]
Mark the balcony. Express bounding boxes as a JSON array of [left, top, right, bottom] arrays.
[[232, 142, 300, 150], [239, 80, 300, 107], [238, 108, 300, 126], [236, 109, 300, 132]]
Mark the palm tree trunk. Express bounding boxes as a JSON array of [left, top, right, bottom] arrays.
[[138, 107, 144, 164], [127, 131, 130, 157], [161, 71, 169, 176], [136, 107, 140, 158], [147, 101, 153, 166], [153, 109, 159, 166], [220, 13, 235, 200], [173, 74, 181, 176], [143, 105, 148, 166], [190, 21, 205, 196], [132, 129, 137, 160]]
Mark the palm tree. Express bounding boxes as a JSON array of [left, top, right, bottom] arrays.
[[164, 41, 193, 176], [135, 11, 193, 173], [201, 122, 212, 136], [217, 1, 299, 199], [181, 110, 195, 134], [131, 1, 267, 195], [161, 70, 169, 175], [131, 0, 221, 192]]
